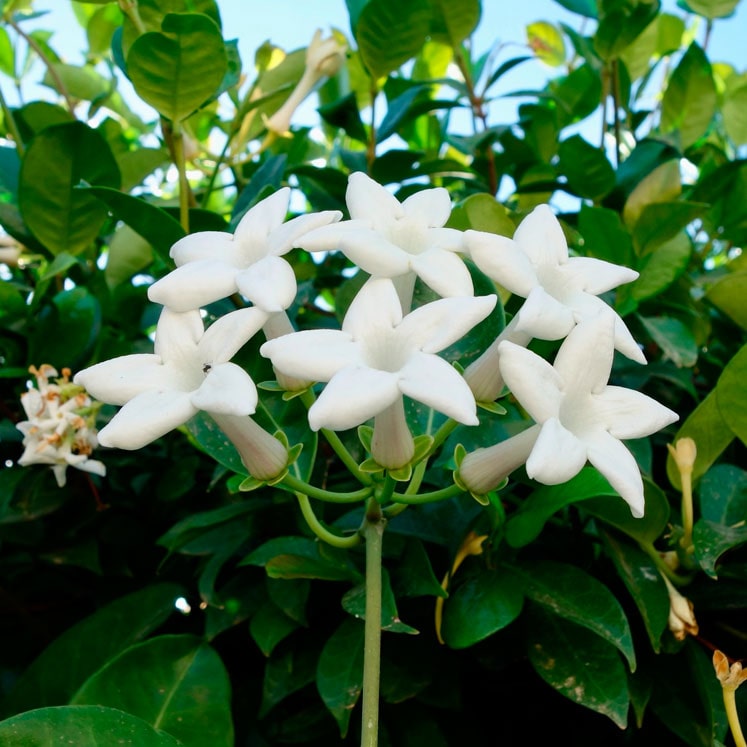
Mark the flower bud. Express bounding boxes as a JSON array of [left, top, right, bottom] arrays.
[[667, 437, 697, 473], [663, 576, 698, 641], [713, 650, 747, 690]]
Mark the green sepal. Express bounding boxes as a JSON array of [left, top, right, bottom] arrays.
[[477, 399, 508, 415], [266, 468, 289, 486], [238, 475, 265, 492], [388, 463, 412, 482], [257, 380, 285, 391], [357, 425, 373, 452], [452, 444, 501, 506], [282, 388, 309, 401], [453, 443, 467, 467], [359, 457, 385, 475], [412, 434, 434, 463]]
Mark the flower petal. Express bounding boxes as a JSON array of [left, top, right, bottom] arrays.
[[564, 256, 639, 295], [169, 232, 234, 265], [526, 417, 588, 484], [594, 386, 678, 439], [466, 230, 538, 296], [399, 351, 478, 424], [410, 249, 474, 297], [401, 187, 451, 227], [397, 294, 496, 353], [553, 312, 615, 396], [191, 362, 258, 415], [614, 314, 647, 364], [347, 172, 404, 223], [199, 306, 268, 363], [236, 255, 297, 312], [74, 354, 171, 405], [329, 228, 411, 277], [154, 309, 203, 361], [268, 210, 342, 255], [234, 187, 290, 245], [261, 329, 361, 382], [586, 431, 646, 517], [514, 204, 569, 267], [513, 286, 576, 340], [497, 341, 562, 422], [148, 261, 239, 312], [342, 277, 402, 338], [309, 366, 400, 430], [97, 389, 197, 449]]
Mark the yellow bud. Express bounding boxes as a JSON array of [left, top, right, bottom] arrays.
[[667, 437, 697, 473]]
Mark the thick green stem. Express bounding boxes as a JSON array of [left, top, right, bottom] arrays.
[[0, 86, 23, 155], [391, 483, 464, 505], [428, 418, 459, 456], [279, 473, 372, 503], [295, 493, 361, 549], [640, 541, 691, 586], [171, 121, 190, 233], [361, 497, 385, 747]]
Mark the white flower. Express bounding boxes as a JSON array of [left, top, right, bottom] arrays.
[[261, 278, 496, 468], [16, 365, 106, 487], [459, 312, 678, 517], [148, 188, 341, 314], [74, 307, 267, 450], [297, 172, 473, 306], [265, 29, 346, 136], [464, 205, 644, 402]]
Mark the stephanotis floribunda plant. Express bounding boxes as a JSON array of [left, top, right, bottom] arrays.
[[69, 173, 677, 747]]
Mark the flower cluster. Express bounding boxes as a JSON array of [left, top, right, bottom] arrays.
[[74, 163, 678, 516], [16, 364, 106, 487]]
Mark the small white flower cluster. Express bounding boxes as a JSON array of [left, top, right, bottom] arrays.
[[16, 364, 106, 488]]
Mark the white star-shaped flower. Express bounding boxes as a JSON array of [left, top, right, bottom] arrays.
[[297, 172, 472, 304], [464, 205, 645, 401], [74, 307, 267, 450], [459, 312, 678, 517], [148, 188, 341, 313]]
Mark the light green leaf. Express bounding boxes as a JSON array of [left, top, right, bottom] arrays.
[[448, 193, 515, 236], [104, 224, 154, 288], [633, 201, 707, 254], [72, 635, 233, 747], [722, 82, 747, 145], [638, 315, 698, 368], [629, 232, 691, 302], [679, 0, 741, 18], [42, 63, 111, 101], [715, 342, 747, 446], [623, 159, 681, 228], [0, 26, 15, 78], [19, 121, 120, 255], [427, 0, 481, 47], [127, 13, 227, 122], [706, 272, 747, 329], [594, 1, 659, 61], [526, 21, 566, 67], [0, 706, 181, 746]]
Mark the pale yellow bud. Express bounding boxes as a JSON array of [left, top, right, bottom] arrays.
[[667, 437, 697, 473], [663, 576, 698, 641]]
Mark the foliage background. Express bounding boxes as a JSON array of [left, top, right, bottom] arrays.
[[0, 0, 746, 744]]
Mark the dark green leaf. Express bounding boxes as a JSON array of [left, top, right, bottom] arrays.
[[693, 520, 747, 578], [260, 645, 317, 718], [638, 315, 698, 368], [318, 93, 368, 143], [266, 577, 310, 625], [249, 601, 300, 656], [342, 568, 418, 634], [558, 135, 615, 200], [553, 0, 597, 18], [578, 205, 634, 266], [699, 465, 747, 526], [594, 1, 659, 61], [184, 411, 247, 476], [378, 85, 426, 141], [72, 635, 233, 747], [0, 706, 181, 746], [628, 232, 691, 302], [633, 201, 707, 254], [104, 225, 154, 288], [19, 121, 120, 255], [390, 538, 446, 599]]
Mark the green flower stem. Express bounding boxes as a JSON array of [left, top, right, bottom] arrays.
[[428, 418, 459, 456], [117, 0, 146, 34], [294, 493, 361, 549], [406, 459, 427, 495], [171, 120, 190, 233], [361, 496, 385, 747], [723, 686, 747, 747], [391, 483, 465, 505], [278, 473, 372, 503], [640, 540, 692, 586], [0, 86, 23, 155]]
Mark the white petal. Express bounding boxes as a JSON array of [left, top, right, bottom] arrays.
[[553, 312, 615, 396], [399, 352, 478, 424], [347, 172, 404, 222], [401, 187, 451, 227], [74, 355, 171, 405], [428, 227, 465, 251], [292, 220, 373, 251], [595, 386, 678, 439], [97, 390, 197, 449], [261, 329, 361, 381], [148, 260, 239, 311], [191, 362, 257, 415], [153, 309, 203, 361], [466, 230, 537, 296], [309, 366, 400, 430], [329, 228, 411, 277], [526, 417, 588, 484], [513, 286, 576, 340], [497, 341, 562, 422], [514, 204, 568, 267], [564, 256, 639, 295], [236, 256, 297, 312], [267, 210, 342, 255], [397, 294, 496, 353], [614, 314, 647, 364], [74, 458, 107, 478], [234, 187, 290, 245], [586, 431, 646, 517], [199, 307, 268, 363], [342, 277, 402, 338], [410, 249, 474, 297], [170, 232, 234, 265]]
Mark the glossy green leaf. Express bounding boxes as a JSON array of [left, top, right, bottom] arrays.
[[558, 134, 615, 200], [448, 193, 515, 236], [628, 232, 691, 301], [184, 411, 246, 475], [0, 26, 15, 78], [441, 564, 523, 648], [699, 464, 747, 525], [707, 272, 747, 329], [249, 601, 300, 656], [127, 13, 227, 122], [316, 618, 364, 737], [513, 560, 636, 670], [715, 343, 747, 445], [505, 467, 620, 547], [578, 205, 635, 266], [623, 159, 681, 227], [639, 315, 698, 368], [661, 42, 717, 148], [19, 121, 120, 255], [342, 568, 419, 634], [526, 607, 630, 728], [72, 635, 233, 747], [2, 584, 184, 717], [553, 0, 597, 18], [0, 467, 67, 525], [678, 0, 741, 18], [600, 529, 669, 652], [582, 479, 670, 545], [42, 63, 111, 101], [318, 92, 368, 142], [357, 0, 431, 80], [0, 706, 181, 746], [693, 519, 747, 578], [722, 81, 747, 145], [104, 224, 153, 288], [526, 22, 566, 67], [427, 0, 481, 47], [633, 201, 706, 254], [390, 538, 446, 599]]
